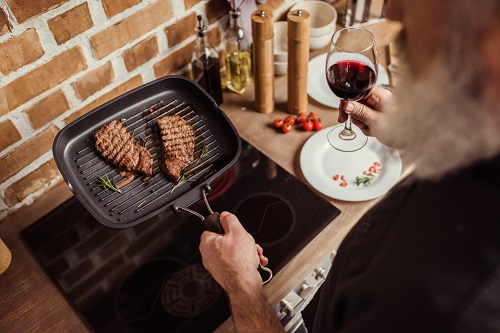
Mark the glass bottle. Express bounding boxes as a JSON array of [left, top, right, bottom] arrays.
[[224, 6, 252, 94], [192, 15, 223, 105]]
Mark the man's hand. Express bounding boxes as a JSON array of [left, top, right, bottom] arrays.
[[339, 86, 397, 147], [199, 211, 268, 294], [199, 212, 284, 333]]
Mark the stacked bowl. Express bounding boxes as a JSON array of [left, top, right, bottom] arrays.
[[273, 21, 288, 75], [290, 0, 338, 50]]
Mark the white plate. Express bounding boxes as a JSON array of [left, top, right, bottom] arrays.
[[307, 53, 390, 108], [300, 127, 402, 201]]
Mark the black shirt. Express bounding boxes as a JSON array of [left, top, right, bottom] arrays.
[[312, 155, 500, 333]]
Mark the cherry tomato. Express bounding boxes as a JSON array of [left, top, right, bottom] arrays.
[[313, 120, 323, 131], [333, 174, 339, 180], [273, 118, 284, 128], [341, 175, 346, 181], [369, 166, 377, 172], [296, 113, 308, 124], [374, 161, 381, 167], [281, 122, 293, 133], [340, 182, 348, 187], [302, 120, 313, 131], [308, 112, 319, 120], [284, 115, 296, 125], [363, 170, 373, 176]]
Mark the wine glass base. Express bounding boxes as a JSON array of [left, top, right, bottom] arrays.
[[327, 124, 368, 152]]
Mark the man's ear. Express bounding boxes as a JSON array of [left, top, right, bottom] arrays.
[[482, 21, 500, 97]]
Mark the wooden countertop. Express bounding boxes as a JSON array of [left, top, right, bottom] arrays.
[[0, 21, 404, 333]]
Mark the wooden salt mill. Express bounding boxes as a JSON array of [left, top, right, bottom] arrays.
[[287, 9, 310, 115], [251, 10, 274, 114]]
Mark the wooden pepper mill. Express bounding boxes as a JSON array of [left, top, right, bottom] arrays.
[[251, 9, 274, 114], [287, 9, 310, 115], [0, 238, 12, 275]]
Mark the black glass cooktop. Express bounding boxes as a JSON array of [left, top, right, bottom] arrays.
[[22, 140, 340, 332]]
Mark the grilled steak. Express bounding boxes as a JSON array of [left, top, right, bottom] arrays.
[[94, 120, 152, 177], [157, 115, 195, 181]]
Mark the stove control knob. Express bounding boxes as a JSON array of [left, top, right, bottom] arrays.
[[281, 299, 294, 317], [299, 283, 314, 299], [314, 267, 327, 281], [280, 291, 303, 317]]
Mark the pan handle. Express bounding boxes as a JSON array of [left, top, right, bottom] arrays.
[[201, 186, 224, 234], [203, 212, 223, 234], [201, 187, 273, 285], [203, 211, 272, 284]]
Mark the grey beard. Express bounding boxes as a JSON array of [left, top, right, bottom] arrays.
[[385, 55, 500, 180]]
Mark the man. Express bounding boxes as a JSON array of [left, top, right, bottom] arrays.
[[199, 0, 500, 331]]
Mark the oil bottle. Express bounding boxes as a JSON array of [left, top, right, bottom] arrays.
[[224, 1, 252, 94], [192, 15, 223, 105]]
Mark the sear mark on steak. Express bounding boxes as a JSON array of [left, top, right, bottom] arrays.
[[157, 115, 195, 182], [94, 120, 152, 177]]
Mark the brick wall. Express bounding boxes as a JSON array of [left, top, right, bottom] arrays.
[[0, 0, 289, 221]]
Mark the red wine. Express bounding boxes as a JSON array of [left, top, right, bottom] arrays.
[[327, 60, 376, 101], [192, 54, 223, 105]]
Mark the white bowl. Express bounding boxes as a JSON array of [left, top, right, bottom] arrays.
[[290, 1, 337, 37], [274, 61, 287, 76], [309, 31, 332, 50], [274, 21, 288, 63]]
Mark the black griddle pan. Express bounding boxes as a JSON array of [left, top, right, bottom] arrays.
[[53, 76, 241, 228]]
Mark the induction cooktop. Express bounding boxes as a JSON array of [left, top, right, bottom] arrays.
[[22, 139, 341, 332]]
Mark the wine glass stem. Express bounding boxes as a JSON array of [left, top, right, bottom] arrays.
[[345, 114, 353, 132], [339, 113, 356, 140]]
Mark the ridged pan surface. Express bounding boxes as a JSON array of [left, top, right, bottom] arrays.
[[53, 76, 241, 228]]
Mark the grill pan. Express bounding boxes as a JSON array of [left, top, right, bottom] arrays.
[[53, 76, 241, 229]]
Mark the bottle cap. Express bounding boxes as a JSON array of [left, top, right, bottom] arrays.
[[230, 8, 241, 18], [196, 15, 207, 37]]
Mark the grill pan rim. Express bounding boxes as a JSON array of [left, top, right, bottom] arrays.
[[53, 75, 241, 228]]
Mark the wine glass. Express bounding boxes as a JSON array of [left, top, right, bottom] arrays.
[[325, 27, 378, 152]]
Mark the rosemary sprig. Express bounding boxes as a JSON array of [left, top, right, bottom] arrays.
[[355, 175, 375, 187], [170, 146, 211, 193], [141, 137, 151, 148], [170, 174, 188, 193], [189, 145, 210, 168], [96, 174, 122, 193]]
